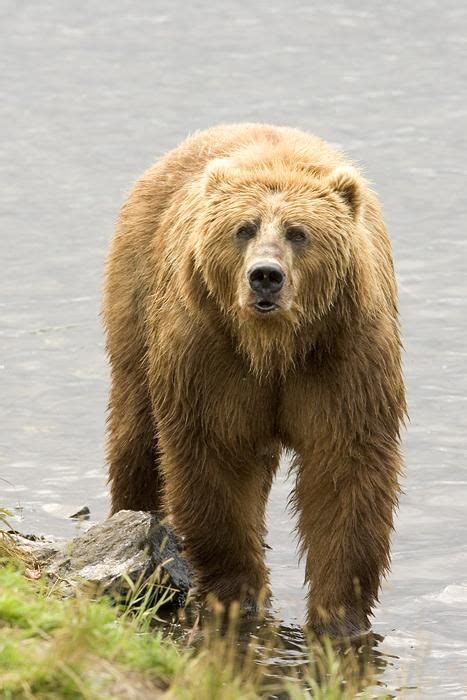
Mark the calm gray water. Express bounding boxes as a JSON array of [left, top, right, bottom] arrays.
[[1, 1, 466, 696]]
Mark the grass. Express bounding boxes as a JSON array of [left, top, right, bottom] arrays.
[[0, 516, 387, 699]]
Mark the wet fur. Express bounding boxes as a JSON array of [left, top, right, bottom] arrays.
[[103, 123, 406, 633]]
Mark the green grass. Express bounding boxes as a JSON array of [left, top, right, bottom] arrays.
[[0, 564, 180, 698], [0, 522, 386, 699]]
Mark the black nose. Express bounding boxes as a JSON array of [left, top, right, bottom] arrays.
[[248, 263, 285, 294]]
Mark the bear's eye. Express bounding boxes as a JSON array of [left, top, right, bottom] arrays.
[[236, 222, 257, 241], [285, 226, 308, 244]]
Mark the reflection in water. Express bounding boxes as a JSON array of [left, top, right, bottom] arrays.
[[159, 602, 400, 698]]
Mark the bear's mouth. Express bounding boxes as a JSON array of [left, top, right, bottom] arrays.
[[253, 299, 278, 314]]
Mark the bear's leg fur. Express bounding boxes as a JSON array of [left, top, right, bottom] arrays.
[[104, 249, 164, 514], [283, 321, 404, 635], [158, 427, 280, 610], [106, 363, 164, 515], [294, 437, 400, 635]]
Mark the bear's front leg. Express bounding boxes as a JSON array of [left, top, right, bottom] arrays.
[[158, 426, 273, 613], [284, 326, 405, 636], [294, 432, 402, 636]]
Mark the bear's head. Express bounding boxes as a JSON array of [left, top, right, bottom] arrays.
[[188, 145, 379, 377]]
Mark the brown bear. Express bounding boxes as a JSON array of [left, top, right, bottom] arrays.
[[103, 123, 405, 635]]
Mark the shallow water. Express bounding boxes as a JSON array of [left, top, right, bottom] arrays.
[[1, 1, 467, 696]]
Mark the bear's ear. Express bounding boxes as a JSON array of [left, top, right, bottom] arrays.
[[327, 166, 363, 219], [203, 158, 233, 194]]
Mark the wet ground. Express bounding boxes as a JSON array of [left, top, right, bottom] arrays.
[[1, 1, 467, 697]]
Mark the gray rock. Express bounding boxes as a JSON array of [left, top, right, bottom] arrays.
[[7, 530, 63, 563], [16, 511, 193, 606], [69, 506, 91, 520]]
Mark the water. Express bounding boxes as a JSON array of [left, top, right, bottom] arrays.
[[1, 1, 467, 696]]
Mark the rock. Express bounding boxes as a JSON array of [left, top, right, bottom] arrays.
[[7, 530, 63, 563], [69, 505, 91, 520], [15, 511, 194, 607]]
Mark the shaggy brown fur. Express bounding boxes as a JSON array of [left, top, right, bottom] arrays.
[[103, 123, 405, 635]]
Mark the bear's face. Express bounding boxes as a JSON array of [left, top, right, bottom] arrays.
[[192, 157, 368, 375]]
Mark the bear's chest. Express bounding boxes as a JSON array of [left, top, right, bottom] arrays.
[[201, 368, 279, 447]]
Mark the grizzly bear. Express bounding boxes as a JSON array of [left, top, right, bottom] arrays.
[[103, 123, 405, 635]]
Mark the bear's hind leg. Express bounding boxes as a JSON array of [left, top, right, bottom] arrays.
[[106, 363, 163, 515], [104, 222, 165, 516], [107, 368, 163, 514]]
